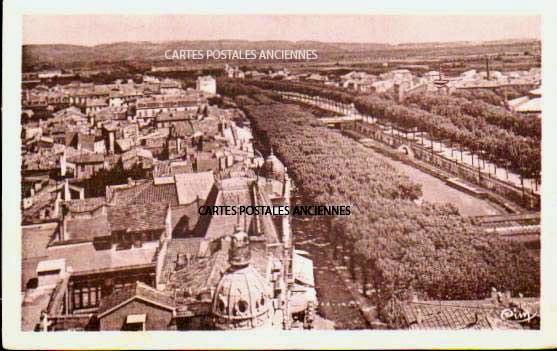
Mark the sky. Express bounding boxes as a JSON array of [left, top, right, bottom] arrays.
[[22, 14, 541, 46]]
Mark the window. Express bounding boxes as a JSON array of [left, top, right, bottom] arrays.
[[237, 300, 249, 315], [124, 314, 146, 331], [73, 290, 81, 309], [82, 287, 89, 306], [72, 284, 102, 310]]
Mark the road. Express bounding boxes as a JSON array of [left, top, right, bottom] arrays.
[[292, 216, 370, 330]]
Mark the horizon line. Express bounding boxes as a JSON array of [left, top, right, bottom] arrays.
[[22, 36, 541, 47]]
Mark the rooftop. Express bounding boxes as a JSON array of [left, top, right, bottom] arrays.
[[65, 197, 105, 213], [64, 213, 110, 242], [174, 171, 215, 205], [155, 111, 195, 122], [108, 202, 169, 232], [67, 153, 105, 164], [22, 223, 159, 288], [108, 180, 179, 207], [98, 281, 175, 317], [396, 297, 540, 330]]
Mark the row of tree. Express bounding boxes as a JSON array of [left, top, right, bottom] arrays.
[[218, 81, 540, 311], [232, 79, 540, 187], [402, 92, 541, 140], [354, 95, 541, 187], [451, 86, 535, 106]]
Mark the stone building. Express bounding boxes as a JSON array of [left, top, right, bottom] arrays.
[[196, 76, 217, 95]]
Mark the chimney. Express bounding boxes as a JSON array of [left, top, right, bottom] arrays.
[[60, 203, 69, 241], [486, 56, 490, 81], [64, 179, 70, 200], [108, 131, 115, 154], [52, 194, 61, 218]]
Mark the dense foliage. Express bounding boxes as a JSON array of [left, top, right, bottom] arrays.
[[402, 93, 541, 140], [218, 81, 540, 307], [235, 79, 541, 184], [355, 95, 541, 183], [452, 86, 535, 106]]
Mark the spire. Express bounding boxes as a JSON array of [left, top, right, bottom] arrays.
[[228, 225, 251, 269]]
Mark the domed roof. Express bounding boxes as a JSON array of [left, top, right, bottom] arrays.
[[212, 265, 273, 330], [211, 226, 274, 330]]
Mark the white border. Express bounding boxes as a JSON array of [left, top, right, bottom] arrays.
[[3, 1, 557, 349]]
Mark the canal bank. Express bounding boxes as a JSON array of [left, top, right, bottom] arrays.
[[340, 128, 511, 216]]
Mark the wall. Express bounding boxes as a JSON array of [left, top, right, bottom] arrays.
[[351, 120, 540, 210], [99, 299, 174, 331]]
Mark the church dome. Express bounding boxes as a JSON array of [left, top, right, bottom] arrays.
[[211, 226, 273, 330]]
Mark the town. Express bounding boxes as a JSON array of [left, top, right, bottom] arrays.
[[21, 37, 541, 332]]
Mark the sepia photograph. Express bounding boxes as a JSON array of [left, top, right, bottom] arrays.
[[3, 0, 556, 349]]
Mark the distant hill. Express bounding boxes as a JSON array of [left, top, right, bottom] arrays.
[[22, 39, 540, 70]]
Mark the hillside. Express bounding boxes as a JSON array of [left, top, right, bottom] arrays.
[[22, 39, 540, 70]]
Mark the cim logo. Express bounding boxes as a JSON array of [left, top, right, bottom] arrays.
[[500, 307, 538, 322]]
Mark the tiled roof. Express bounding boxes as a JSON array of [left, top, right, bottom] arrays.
[[155, 111, 195, 122], [164, 244, 270, 300], [115, 138, 132, 152], [160, 238, 205, 283], [202, 179, 254, 241], [170, 161, 193, 175], [165, 250, 228, 296], [98, 281, 175, 317], [172, 121, 198, 137], [65, 197, 106, 213], [131, 183, 179, 206], [53, 107, 86, 119], [107, 181, 152, 204], [108, 202, 168, 232], [67, 153, 104, 164], [397, 299, 539, 330], [22, 192, 59, 224], [109, 181, 179, 207], [23, 153, 60, 171], [64, 214, 110, 241]]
